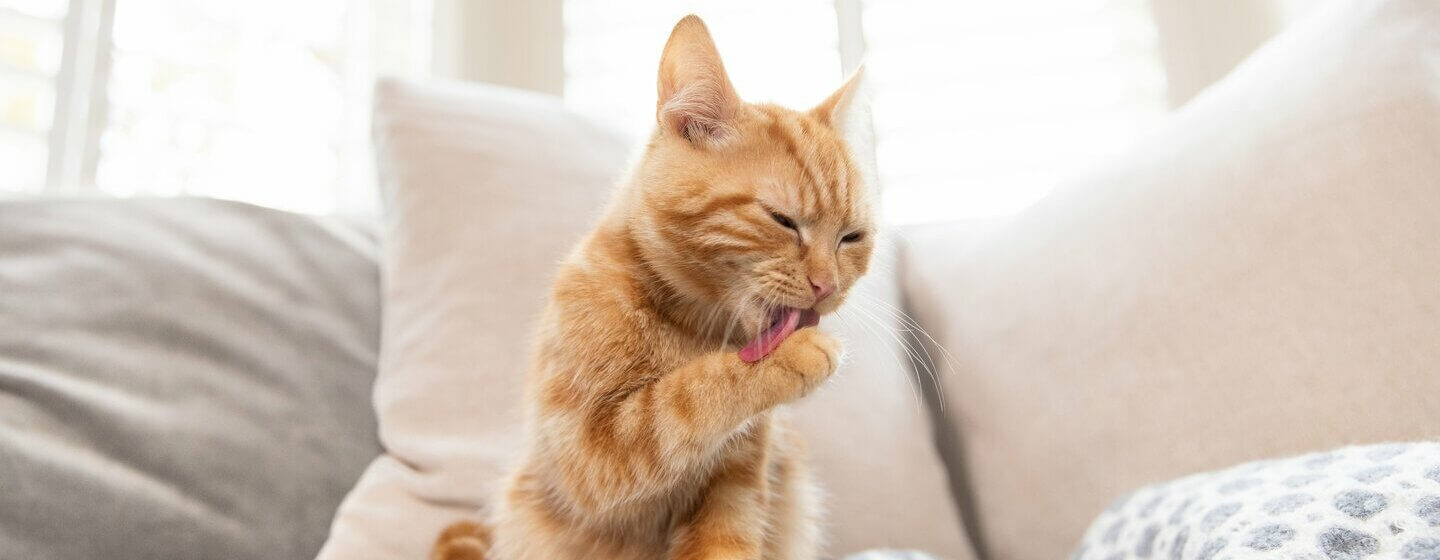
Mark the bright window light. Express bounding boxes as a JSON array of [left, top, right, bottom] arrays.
[[0, 0, 66, 193], [563, 0, 844, 143], [563, 0, 1169, 225], [95, 0, 428, 213], [865, 0, 1169, 224], [0, 0, 429, 212]]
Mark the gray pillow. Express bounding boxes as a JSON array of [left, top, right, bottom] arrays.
[[1073, 442, 1440, 560], [0, 198, 382, 560]]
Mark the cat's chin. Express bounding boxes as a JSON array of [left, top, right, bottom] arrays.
[[738, 306, 819, 363]]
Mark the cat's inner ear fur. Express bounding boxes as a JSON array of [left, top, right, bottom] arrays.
[[656, 15, 741, 147], [811, 65, 868, 139]]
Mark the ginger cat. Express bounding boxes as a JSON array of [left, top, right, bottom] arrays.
[[432, 15, 874, 560]]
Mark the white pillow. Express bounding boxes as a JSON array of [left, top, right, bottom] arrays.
[[317, 78, 630, 559], [901, 1, 1440, 559], [317, 78, 974, 559]]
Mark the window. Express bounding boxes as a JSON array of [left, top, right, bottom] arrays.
[[562, 0, 1170, 225], [0, 0, 429, 213], [11, 2, 1170, 219], [0, 0, 68, 193], [865, 0, 1169, 223]]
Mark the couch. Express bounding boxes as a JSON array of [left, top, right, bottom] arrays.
[[3, 1, 1437, 559]]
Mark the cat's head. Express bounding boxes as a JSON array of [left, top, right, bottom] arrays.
[[628, 15, 875, 356]]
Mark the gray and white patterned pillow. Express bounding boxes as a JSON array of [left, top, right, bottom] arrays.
[[1073, 442, 1440, 560]]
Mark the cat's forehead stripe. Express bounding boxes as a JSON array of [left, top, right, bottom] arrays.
[[760, 107, 845, 217]]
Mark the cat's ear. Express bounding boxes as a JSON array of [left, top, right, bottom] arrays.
[[815, 66, 878, 190], [811, 65, 868, 136], [656, 15, 741, 147]]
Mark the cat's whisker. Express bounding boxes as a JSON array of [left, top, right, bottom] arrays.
[[848, 298, 946, 412], [851, 289, 963, 381], [846, 291, 956, 415], [698, 289, 728, 348], [745, 284, 784, 351], [719, 285, 764, 354], [833, 306, 926, 412], [713, 291, 738, 352], [842, 297, 944, 414], [840, 290, 950, 411]]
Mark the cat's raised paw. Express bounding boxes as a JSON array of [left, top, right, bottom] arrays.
[[766, 328, 842, 401]]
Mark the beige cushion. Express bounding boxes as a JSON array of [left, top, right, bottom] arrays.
[[317, 78, 974, 559], [900, 2, 1440, 559], [316, 79, 631, 560]]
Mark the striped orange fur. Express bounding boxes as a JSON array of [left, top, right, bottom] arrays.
[[433, 15, 874, 560]]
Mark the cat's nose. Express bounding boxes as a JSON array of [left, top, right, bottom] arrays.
[[810, 277, 834, 302]]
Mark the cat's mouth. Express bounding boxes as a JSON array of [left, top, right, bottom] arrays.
[[738, 306, 820, 363]]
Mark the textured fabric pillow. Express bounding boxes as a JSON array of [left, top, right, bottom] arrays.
[[318, 78, 973, 559], [901, 1, 1440, 559], [1074, 442, 1440, 560], [0, 198, 381, 560]]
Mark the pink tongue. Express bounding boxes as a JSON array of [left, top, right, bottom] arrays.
[[739, 308, 818, 363]]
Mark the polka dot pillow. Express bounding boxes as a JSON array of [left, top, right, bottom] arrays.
[[1072, 442, 1440, 560]]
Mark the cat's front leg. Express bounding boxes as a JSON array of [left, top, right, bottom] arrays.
[[557, 330, 840, 510], [651, 328, 842, 447], [667, 418, 773, 560]]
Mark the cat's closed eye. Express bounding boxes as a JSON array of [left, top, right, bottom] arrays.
[[769, 211, 798, 231], [841, 231, 864, 243]]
